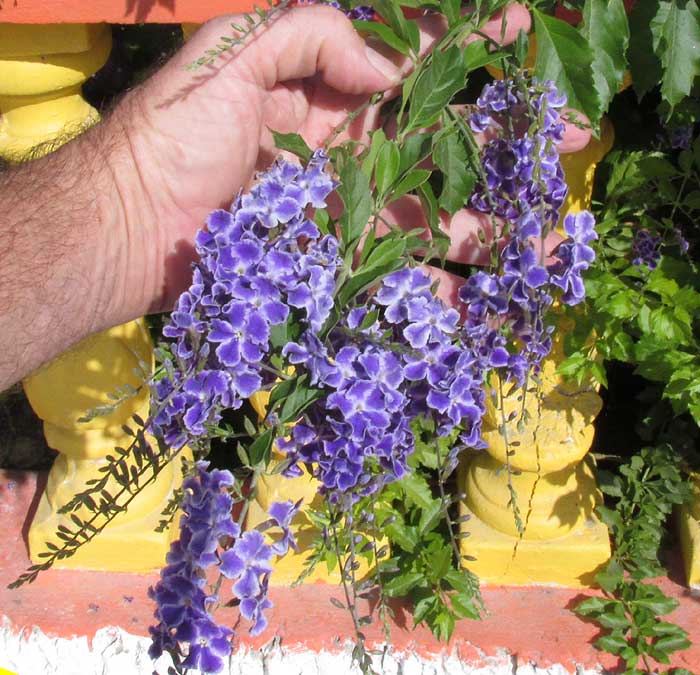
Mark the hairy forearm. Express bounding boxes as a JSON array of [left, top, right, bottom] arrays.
[[0, 103, 158, 392]]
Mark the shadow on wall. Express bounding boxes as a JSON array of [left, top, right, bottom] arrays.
[[127, 0, 177, 23]]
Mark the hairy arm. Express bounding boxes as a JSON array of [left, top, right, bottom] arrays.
[[0, 108, 155, 392]]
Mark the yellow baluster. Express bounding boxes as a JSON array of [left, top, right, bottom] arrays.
[[679, 474, 700, 588], [0, 25, 111, 161], [24, 321, 183, 571], [247, 391, 346, 584], [0, 25, 183, 571], [559, 117, 615, 220], [458, 121, 616, 587]]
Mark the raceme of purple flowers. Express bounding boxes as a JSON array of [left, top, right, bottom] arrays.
[[278, 267, 488, 504], [148, 462, 299, 673], [633, 229, 662, 269], [463, 76, 597, 379], [151, 150, 340, 448]]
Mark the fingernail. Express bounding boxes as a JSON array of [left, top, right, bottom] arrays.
[[364, 42, 402, 85]]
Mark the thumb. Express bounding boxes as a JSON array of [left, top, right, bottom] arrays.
[[190, 6, 401, 94]]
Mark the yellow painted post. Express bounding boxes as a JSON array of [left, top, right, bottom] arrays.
[[0, 25, 182, 571], [679, 475, 700, 588], [24, 322, 182, 571], [247, 391, 344, 583], [458, 120, 615, 587]]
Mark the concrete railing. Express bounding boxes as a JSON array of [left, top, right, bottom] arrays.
[[0, 2, 697, 589]]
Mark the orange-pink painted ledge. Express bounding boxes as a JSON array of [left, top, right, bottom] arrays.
[[0, 0, 259, 24], [2, 470, 699, 672]]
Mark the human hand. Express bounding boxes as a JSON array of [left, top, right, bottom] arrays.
[[104, 3, 586, 323]]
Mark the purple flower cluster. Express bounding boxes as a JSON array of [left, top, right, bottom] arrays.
[[549, 211, 598, 303], [148, 464, 238, 673], [278, 267, 487, 503], [151, 151, 339, 448], [459, 77, 597, 379], [668, 124, 694, 150], [471, 79, 568, 228], [633, 229, 662, 269], [149, 463, 300, 673]]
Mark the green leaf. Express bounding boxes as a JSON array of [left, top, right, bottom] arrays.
[[433, 128, 476, 215], [408, 46, 466, 132], [580, 0, 629, 115], [432, 610, 456, 641], [375, 140, 401, 196], [362, 129, 388, 178], [400, 472, 434, 508], [597, 612, 632, 630], [440, 0, 461, 26], [363, 235, 407, 271], [279, 381, 323, 424], [650, 0, 700, 110], [629, 0, 663, 98], [508, 29, 526, 67], [336, 254, 405, 306], [383, 572, 424, 597], [248, 428, 274, 466], [390, 169, 432, 201], [385, 519, 419, 552], [575, 596, 610, 615], [418, 498, 444, 535], [463, 39, 504, 71], [595, 634, 629, 654], [533, 9, 600, 126], [270, 130, 312, 161], [338, 161, 372, 250], [451, 592, 480, 619], [596, 560, 624, 593], [370, 0, 420, 53], [352, 19, 410, 56], [398, 132, 433, 175], [654, 634, 691, 654], [634, 596, 679, 616], [413, 595, 438, 624]]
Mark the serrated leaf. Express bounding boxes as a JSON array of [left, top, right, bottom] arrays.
[[383, 572, 424, 597], [651, 0, 700, 110], [629, 0, 663, 98], [400, 473, 434, 508], [270, 130, 312, 162], [533, 9, 600, 126], [433, 129, 476, 215], [418, 499, 444, 535], [408, 46, 466, 132], [580, 0, 629, 115]]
